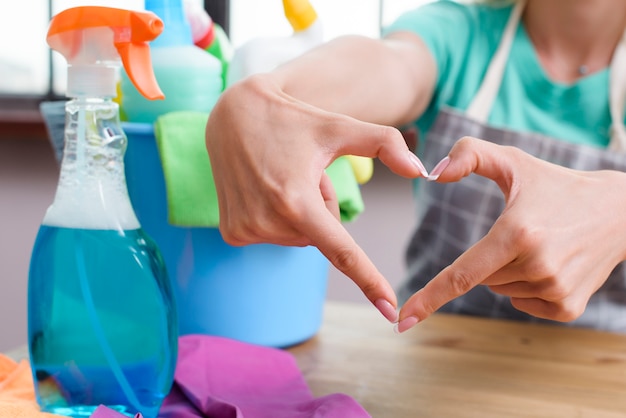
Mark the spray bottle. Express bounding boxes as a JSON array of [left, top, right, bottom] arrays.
[[225, 0, 323, 87], [119, 0, 223, 123], [184, 0, 233, 87], [28, 7, 178, 417]]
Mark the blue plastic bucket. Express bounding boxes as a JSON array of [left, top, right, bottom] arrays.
[[123, 122, 330, 347]]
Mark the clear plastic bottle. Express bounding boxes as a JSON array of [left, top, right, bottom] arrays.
[[120, 0, 223, 123], [28, 7, 177, 417]]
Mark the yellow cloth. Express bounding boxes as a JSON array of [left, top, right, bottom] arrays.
[[0, 354, 59, 417]]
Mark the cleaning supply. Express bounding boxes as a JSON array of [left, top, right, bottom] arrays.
[[158, 335, 371, 417], [121, 0, 361, 347], [0, 354, 58, 417], [153, 110, 363, 227], [124, 120, 330, 347], [183, 0, 213, 48], [204, 23, 234, 88], [346, 154, 374, 185], [124, 112, 360, 345], [39, 101, 67, 164], [28, 7, 177, 418], [90, 405, 142, 418], [226, 0, 374, 184], [120, 0, 339, 348], [119, 0, 222, 123], [225, 0, 323, 87], [153, 111, 219, 227], [183, 0, 233, 87]]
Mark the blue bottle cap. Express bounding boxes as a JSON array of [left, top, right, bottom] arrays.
[[144, 0, 193, 48]]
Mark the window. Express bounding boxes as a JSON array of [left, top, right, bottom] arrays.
[[229, 0, 434, 48], [0, 0, 148, 98], [0, 1, 50, 96], [0, 0, 433, 123], [0, 0, 207, 119]]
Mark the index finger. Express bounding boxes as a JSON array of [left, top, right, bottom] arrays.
[[397, 227, 516, 330], [298, 201, 399, 322]]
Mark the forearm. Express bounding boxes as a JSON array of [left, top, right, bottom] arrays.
[[268, 33, 436, 127]]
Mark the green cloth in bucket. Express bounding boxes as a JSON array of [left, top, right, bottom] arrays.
[[154, 111, 364, 227], [323, 155, 365, 222]]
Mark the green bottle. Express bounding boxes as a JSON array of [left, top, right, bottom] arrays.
[[185, 0, 233, 89]]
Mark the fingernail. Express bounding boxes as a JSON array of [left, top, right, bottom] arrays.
[[427, 156, 450, 181], [374, 299, 399, 323], [393, 316, 419, 334], [408, 151, 429, 178]]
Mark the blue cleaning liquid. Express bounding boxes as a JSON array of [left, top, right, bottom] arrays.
[[28, 225, 177, 418]]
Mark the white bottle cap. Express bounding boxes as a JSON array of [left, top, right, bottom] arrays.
[[67, 65, 118, 98]]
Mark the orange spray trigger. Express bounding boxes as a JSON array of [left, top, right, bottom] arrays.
[[47, 6, 165, 100], [116, 43, 164, 100], [115, 10, 165, 99]]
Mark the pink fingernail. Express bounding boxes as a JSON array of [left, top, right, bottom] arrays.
[[427, 156, 450, 181], [393, 316, 419, 334], [374, 299, 399, 323], [408, 151, 429, 178]]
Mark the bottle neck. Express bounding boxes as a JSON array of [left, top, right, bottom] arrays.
[[44, 97, 140, 230], [61, 97, 126, 178]]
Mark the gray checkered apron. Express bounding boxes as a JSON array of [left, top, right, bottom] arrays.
[[398, 0, 626, 332]]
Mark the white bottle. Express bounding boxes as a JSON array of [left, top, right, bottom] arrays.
[[226, 0, 374, 184], [226, 0, 323, 87]]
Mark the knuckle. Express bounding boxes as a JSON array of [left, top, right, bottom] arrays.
[[455, 136, 477, 150], [503, 220, 543, 253], [554, 302, 585, 322], [268, 187, 307, 223], [418, 296, 440, 317], [447, 268, 478, 296], [540, 280, 571, 302], [520, 257, 560, 281], [359, 280, 380, 299], [289, 238, 312, 248], [503, 144, 526, 159], [328, 246, 360, 274], [219, 226, 247, 246], [219, 214, 264, 246], [377, 124, 402, 142]]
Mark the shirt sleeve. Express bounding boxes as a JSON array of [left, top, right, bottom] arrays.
[[382, 1, 477, 88], [381, 1, 511, 135]]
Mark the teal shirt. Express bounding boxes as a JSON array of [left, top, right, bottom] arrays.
[[383, 0, 613, 148]]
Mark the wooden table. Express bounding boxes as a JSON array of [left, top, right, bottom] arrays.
[[288, 302, 626, 418], [8, 302, 626, 417]]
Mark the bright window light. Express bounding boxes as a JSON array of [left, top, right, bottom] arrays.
[[0, 0, 435, 97]]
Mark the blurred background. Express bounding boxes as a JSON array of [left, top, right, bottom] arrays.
[[0, 0, 432, 351]]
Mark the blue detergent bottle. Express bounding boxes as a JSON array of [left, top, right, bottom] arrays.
[[119, 0, 223, 123], [28, 7, 178, 417]]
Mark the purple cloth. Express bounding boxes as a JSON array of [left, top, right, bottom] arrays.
[[90, 405, 142, 417], [158, 335, 371, 418]]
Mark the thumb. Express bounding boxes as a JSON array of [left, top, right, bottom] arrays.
[[398, 226, 515, 327], [432, 136, 526, 197], [328, 115, 429, 179]]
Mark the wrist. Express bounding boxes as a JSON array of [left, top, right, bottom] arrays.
[[608, 170, 626, 262]]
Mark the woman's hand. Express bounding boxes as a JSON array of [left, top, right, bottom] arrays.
[[206, 74, 428, 323], [396, 137, 626, 332]]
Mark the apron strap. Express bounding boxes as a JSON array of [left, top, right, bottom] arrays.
[[609, 31, 626, 151], [465, 0, 626, 151], [465, 0, 526, 123]]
